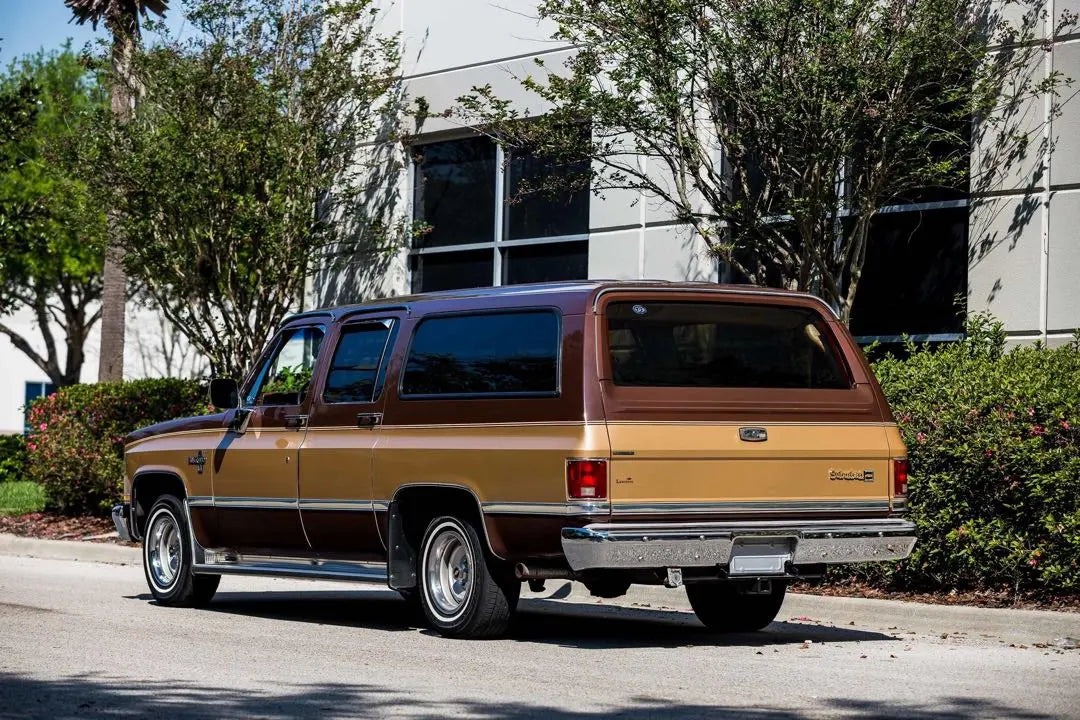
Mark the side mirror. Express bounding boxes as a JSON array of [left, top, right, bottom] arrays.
[[209, 378, 240, 410]]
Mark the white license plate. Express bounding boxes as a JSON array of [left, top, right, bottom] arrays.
[[729, 538, 794, 575]]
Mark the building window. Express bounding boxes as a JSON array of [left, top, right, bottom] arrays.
[[24, 381, 57, 433], [410, 136, 589, 293], [850, 205, 968, 342]]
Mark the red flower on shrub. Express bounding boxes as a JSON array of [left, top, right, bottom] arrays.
[[1030, 425, 1045, 436], [1063, 421, 1071, 431], [916, 432, 927, 442]]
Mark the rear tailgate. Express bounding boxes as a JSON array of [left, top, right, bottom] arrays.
[[596, 292, 898, 518], [607, 421, 893, 515]]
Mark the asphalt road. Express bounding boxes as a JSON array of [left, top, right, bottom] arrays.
[[0, 554, 1078, 720]]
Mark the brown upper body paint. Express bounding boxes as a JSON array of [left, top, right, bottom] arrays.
[[123, 280, 907, 562]]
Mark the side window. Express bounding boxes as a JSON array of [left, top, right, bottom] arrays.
[[323, 321, 395, 404], [247, 326, 324, 406], [401, 310, 560, 397]]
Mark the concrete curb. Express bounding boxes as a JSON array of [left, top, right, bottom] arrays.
[[0, 533, 139, 565], [2, 532, 1077, 645]]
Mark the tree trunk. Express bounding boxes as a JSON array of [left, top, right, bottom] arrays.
[[97, 19, 137, 382]]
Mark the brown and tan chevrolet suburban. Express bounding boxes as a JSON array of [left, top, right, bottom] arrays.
[[114, 280, 915, 638]]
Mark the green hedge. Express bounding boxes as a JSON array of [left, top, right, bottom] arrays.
[[24, 379, 209, 515], [0, 433, 28, 484], [854, 315, 1080, 595]]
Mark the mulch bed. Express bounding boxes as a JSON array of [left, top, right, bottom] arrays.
[[791, 579, 1080, 614], [0, 512, 135, 545]]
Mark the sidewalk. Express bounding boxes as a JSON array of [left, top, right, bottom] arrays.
[[2, 531, 1078, 646]]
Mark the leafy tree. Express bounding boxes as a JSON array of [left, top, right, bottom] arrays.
[[92, 0, 404, 378], [458, 0, 1073, 323], [0, 49, 107, 387], [64, 0, 169, 382]]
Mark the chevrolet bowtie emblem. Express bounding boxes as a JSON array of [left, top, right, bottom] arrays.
[[188, 450, 207, 474]]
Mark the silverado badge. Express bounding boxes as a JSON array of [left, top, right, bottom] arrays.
[[828, 468, 874, 482]]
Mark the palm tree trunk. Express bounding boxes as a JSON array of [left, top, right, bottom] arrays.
[[97, 17, 137, 382]]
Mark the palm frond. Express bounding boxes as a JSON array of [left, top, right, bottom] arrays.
[[64, 0, 168, 30]]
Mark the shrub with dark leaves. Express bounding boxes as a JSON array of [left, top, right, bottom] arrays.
[[846, 315, 1080, 596]]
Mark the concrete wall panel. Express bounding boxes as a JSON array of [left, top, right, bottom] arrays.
[[967, 196, 1044, 332], [1047, 189, 1080, 331]]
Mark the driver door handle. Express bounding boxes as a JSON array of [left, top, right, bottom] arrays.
[[284, 414, 308, 429], [357, 413, 383, 428]]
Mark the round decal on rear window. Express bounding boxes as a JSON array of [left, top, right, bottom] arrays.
[[632, 304, 648, 315]]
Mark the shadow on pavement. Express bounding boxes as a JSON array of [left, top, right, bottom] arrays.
[[128, 588, 899, 649], [0, 671, 1056, 720]]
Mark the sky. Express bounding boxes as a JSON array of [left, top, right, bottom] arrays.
[[0, 0, 190, 67]]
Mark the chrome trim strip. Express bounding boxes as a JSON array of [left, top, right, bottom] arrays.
[[481, 500, 611, 516], [561, 518, 916, 571], [298, 499, 375, 511], [187, 495, 214, 508], [213, 496, 298, 509], [372, 500, 390, 512], [194, 554, 387, 583], [610, 500, 891, 515]]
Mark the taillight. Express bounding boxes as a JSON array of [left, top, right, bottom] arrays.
[[893, 458, 909, 496], [567, 459, 607, 500]]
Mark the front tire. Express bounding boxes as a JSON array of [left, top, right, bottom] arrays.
[[418, 515, 519, 638], [686, 580, 786, 632], [142, 494, 220, 607]]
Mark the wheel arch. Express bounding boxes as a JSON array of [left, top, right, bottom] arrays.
[[130, 469, 189, 541], [387, 483, 502, 590]]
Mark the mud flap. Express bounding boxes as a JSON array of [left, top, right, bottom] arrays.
[[387, 501, 417, 590]]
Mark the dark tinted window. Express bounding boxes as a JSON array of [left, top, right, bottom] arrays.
[[506, 145, 589, 239], [412, 137, 496, 248], [607, 302, 849, 389], [503, 241, 588, 285], [850, 206, 967, 338], [402, 311, 560, 396], [323, 322, 394, 404], [411, 249, 494, 293]]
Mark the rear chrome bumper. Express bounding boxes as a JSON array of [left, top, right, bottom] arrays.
[[111, 503, 132, 543], [561, 518, 916, 571]]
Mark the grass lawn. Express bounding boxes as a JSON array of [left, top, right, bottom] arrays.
[[0, 481, 45, 516]]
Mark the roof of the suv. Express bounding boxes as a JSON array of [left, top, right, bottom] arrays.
[[282, 280, 832, 326]]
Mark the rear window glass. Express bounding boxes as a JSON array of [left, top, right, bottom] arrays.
[[401, 310, 560, 397], [606, 302, 849, 389]]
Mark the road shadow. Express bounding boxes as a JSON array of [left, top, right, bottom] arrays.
[[0, 671, 1058, 720], [127, 588, 897, 650]]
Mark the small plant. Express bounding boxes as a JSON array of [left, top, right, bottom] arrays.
[[0, 433, 29, 485]]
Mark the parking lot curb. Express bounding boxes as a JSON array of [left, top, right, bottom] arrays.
[[0, 533, 139, 565]]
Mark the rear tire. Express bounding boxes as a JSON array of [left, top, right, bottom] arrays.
[[686, 580, 786, 632], [142, 494, 220, 607], [418, 515, 519, 638]]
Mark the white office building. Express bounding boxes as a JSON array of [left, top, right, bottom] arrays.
[[1, 0, 1078, 433]]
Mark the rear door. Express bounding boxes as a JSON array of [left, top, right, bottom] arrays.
[[597, 294, 895, 518]]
